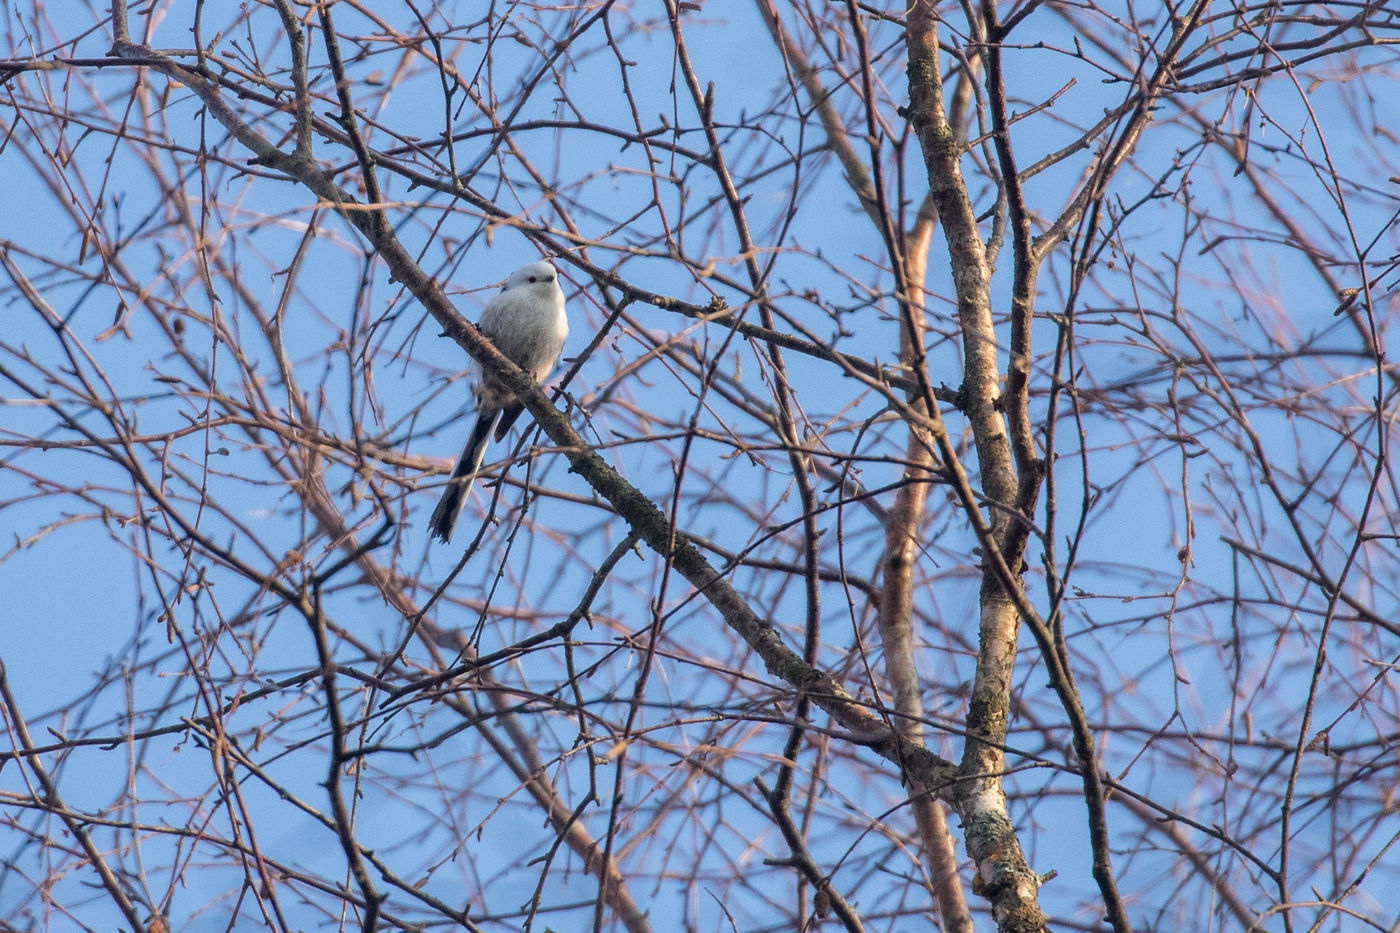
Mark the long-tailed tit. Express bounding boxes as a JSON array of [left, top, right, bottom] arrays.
[[428, 260, 568, 543]]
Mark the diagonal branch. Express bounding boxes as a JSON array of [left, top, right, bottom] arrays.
[[106, 0, 961, 808]]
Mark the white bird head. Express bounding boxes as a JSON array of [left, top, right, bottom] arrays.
[[502, 260, 560, 294]]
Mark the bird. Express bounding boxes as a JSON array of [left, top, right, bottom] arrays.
[[428, 260, 569, 543]]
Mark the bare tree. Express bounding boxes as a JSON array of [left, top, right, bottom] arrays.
[[2, 1, 1399, 931]]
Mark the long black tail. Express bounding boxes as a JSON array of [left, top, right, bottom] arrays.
[[428, 409, 499, 543]]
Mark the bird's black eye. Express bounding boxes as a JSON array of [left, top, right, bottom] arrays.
[[528, 275, 537, 282]]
